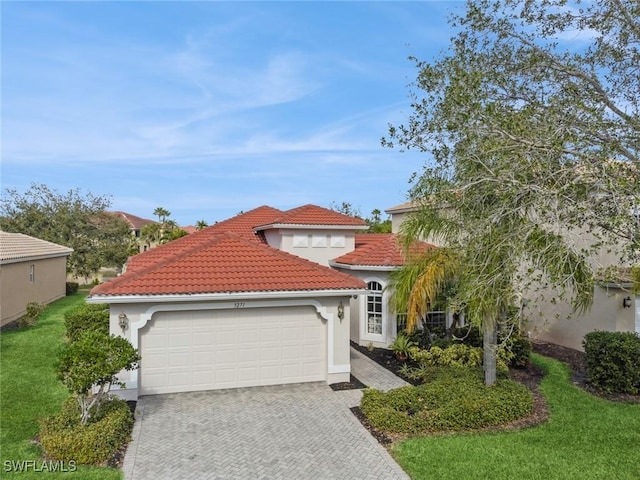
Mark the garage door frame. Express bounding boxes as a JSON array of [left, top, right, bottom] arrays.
[[123, 299, 345, 395]]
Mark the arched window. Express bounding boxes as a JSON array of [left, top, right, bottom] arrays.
[[366, 281, 383, 335]]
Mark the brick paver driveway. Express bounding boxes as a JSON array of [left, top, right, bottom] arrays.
[[122, 382, 409, 480]]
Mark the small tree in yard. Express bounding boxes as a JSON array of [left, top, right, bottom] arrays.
[[381, 0, 633, 384], [57, 331, 140, 425]]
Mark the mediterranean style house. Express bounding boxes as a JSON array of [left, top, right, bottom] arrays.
[[89, 204, 432, 399], [0, 232, 73, 326]]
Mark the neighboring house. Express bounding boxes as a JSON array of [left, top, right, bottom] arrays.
[[88, 204, 432, 399], [111, 211, 157, 252], [180, 225, 198, 234], [386, 201, 420, 239], [385, 200, 640, 351], [0, 232, 73, 327]]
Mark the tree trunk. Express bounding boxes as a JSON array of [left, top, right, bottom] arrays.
[[483, 318, 497, 386]]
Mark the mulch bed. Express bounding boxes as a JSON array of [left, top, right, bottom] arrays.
[[349, 339, 639, 447], [330, 374, 367, 391]]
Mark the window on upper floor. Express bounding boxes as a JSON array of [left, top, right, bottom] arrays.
[[29, 264, 35, 283], [293, 234, 309, 247], [330, 235, 345, 247], [312, 234, 327, 248]]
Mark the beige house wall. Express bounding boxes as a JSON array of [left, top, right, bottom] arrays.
[[0, 257, 68, 326], [526, 286, 635, 351]]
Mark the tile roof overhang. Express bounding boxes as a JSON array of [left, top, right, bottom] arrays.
[[0, 232, 73, 264], [330, 234, 435, 270]]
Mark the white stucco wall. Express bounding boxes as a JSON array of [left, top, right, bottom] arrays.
[[338, 269, 398, 349], [263, 228, 356, 266]]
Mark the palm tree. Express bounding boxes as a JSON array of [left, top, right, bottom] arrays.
[[153, 207, 170, 226], [195, 220, 208, 230], [388, 248, 460, 333]]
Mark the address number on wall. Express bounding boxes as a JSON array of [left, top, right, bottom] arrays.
[[234, 302, 246, 308]]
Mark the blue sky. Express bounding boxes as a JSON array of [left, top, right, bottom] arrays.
[[2, 1, 462, 226]]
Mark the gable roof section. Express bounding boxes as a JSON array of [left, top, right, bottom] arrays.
[[0, 232, 73, 265], [331, 234, 434, 268], [91, 232, 365, 297], [125, 205, 283, 273], [254, 204, 368, 231]]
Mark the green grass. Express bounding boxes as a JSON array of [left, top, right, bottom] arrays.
[[0, 292, 122, 479], [392, 354, 640, 479]]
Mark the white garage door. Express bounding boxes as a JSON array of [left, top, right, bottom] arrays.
[[139, 306, 326, 395]]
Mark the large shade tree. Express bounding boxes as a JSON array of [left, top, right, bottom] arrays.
[[382, 0, 639, 384], [0, 183, 131, 279]]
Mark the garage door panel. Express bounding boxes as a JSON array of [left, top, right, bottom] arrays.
[[140, 306, 326, 395], [168, 352, 189, 367], [238, 347, 259, 362]]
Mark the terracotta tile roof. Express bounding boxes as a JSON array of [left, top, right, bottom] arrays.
[[0, 232, 73, 264], [255, 204, 368, 229], [91, 232, 365, 296], [211, 205, 283, 237], [181, 225, 198, 234], [332, 234, 434, 267], [125, 206, 282, 273], [111, 211, 156, 230]]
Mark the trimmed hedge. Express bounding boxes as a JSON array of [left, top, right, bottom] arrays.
[[39, 397, 133, 465], [63, 303, 109, 342], [361, 367, 533, 434], [583, 330, 640, 394]]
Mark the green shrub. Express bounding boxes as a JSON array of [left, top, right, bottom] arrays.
[[361, 367, 533, 434], [411, 344, 483, 368], [389, 332, 417, 361], [17, 302, 46, 327], [506, 334, 532, 368], [407, 343, 510, 381], [39, 397, 133, 465], [65, 282, 79, 295], [63, 303, 109, 342], [583, 330, 640, 394]]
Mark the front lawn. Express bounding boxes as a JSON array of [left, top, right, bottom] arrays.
[[0, 292, 122, 479], [392, 354, 640, 479]]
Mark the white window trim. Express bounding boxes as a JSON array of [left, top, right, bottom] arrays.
[[361, 279, 386, 342]]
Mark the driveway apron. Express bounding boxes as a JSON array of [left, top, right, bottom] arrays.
[[122, 382, 408, 480]]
